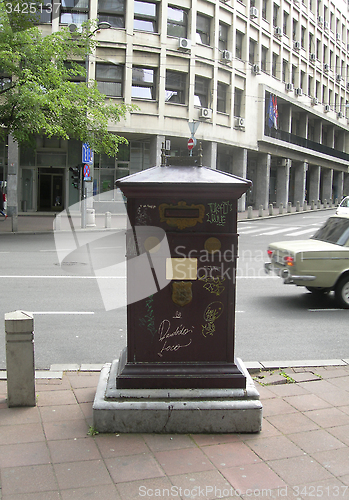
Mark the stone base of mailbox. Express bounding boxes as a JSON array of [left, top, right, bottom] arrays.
[[93, 358, 262, 434]]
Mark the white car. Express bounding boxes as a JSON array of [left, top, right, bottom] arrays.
[[265, 215, 349, 308], [336, 197, 349, 216]]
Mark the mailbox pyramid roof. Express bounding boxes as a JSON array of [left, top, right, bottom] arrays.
[[116, 164, 252, 199]]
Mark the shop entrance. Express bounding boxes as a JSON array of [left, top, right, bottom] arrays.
[[38, 168, 64, 211]]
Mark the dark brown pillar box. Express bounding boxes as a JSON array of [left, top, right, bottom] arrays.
[[115, 154, 252, 390]]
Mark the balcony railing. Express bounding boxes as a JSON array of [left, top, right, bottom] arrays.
[[265, 126, 349, 162]]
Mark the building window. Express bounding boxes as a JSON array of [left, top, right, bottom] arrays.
[[261, 46, 268, 72], [196, 14, 210, 45], [272, 53, 278, 78], [194, 76, 209, 107], [64, 61, 85, 82], [134, 1, 157, 32], [132, 67, 156, 100], [165, 71, 186, 104], [98, 0, 125, 28], [60, 0, 89, 25], [235, 31, 243, 60], [234, 88, 243, 117], [301, 26, 306, 48], [283, 11, 288, 35], [0, 75, 12, 91], [249, 39, 256, 64], [292, 19, 298, 41], [219, 23, 228, 51], [96, 64, 123, 97], [309, 33, 314, 53], [273, 3, 279, 27], [217, 83, 227, 113], [282, 59, 288, 82], [262, 0, 268, 20], [36, 3, 52, 23], [167, 6, 187, 38]]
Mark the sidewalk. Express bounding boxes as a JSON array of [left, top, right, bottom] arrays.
[[0, 204, 338, 234], [1, 362, 349, 499]]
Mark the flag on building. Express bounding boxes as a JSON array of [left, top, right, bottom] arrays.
[[268, 94, 278, 129]]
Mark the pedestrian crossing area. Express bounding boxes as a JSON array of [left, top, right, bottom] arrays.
[[237, 222, 322, 238]]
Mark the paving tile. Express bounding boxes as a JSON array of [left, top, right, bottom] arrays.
[[191, 434, 242, 447], [201, 442, 261, 471], [53, 459, 113, 490], [36, 389, 77, 406], [0, 442, 51, 468], [155, 447, 215, 476], [221, 462, 286, 494], [48, 437, 101, 463], [43, 418, 89, 441], [305, 407, 349, 428], [1, 492, 61, 500], [241, 419, 282, 440], [61, 484, 121, 500], [246, 435, 303, 461], [39, 404, 85, 423], [266, 411, 320, 434], [313, 387, 349, 407], [288, 428, 346, 454], [169, 469, 234, 500], [72, 387, 96, 404], [340, 405, 349, 416], [254, 385, 278, 399], [79, 402, 93, 420], [35, 377, 70, 391], [285, 393, 332, 412], [266, 383, 309, 397], [240, 486, 299, 500], [0, 407, 41, 426], [143, 433, 195, 452], [94, 433, 148, 458], [0, 464, 57, 495], [0, 423, 45, 445], [328, 424, 349, 446], [267, 455, 333, 485], [313, 367, 349, 379], [291, 477, 349, 500], [66, 373, 100, 389], [116, 476, 174, 500], [105, 453, 165, 483], [261, 398, 298, 417], [311, 447, 349, 477], [326, 375, 349, 391]]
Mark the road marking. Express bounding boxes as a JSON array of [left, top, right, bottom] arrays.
[[32, 311, 95, 315], [239, 227, 278, 235], [0, 275, 125, 279], [259, 227, 299, 235], [308, 308, 342, 312], [285, 228, 319, 236]]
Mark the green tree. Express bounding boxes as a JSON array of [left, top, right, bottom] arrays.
[[0, 3, 133, 156]]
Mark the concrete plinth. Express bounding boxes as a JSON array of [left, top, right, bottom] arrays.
[[93, 358, 262, 433]]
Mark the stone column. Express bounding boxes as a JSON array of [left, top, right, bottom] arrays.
[[149, 135, 165, 167], [233, 148, 248, 212], [203, 142, 217, 169], [321, 168, 333, 202], [5, 311, 35, 407], [255, 153, 271, 209], [344, 173, 349, 196], [308, 165, 321, 203], [294, 161, 308, 206], [333, 171, 344, 201], [7, 135, 19, 231], [276, 160, 290, 208]]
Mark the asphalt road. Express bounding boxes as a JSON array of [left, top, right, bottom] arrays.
[[0, 209, 347, 369]]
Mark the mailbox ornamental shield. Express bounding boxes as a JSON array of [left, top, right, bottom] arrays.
[[172, 282, 192, 307]]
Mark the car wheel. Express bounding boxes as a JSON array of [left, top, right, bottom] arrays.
[[306, 287, 329, 295], [335, 276, 349, 308]]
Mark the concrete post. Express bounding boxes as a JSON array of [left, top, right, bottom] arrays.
[[233, 148, 248, 212], [269, 203, 273, 215], [321, 168, 333, 203], [247, 206, 253, 219], [105, 211, 111, 228], [149, 135, 165, 167], [255, 154, 271, 210], [294, 162, 307, 207], [276, 160, 290, 208], [308, 166, 321, 204], [5, 311, 35, 407]]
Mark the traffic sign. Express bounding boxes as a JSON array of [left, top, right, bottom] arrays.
[[83, 164, 91, 181], [188, 138, 194, 150], [82, 143, 93, 164]]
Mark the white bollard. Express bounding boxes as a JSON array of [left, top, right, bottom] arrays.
[[287, 202, 292, 213], [269, 204, 273, 216], [86, 208, 96, 227], [247, 206, 253, 219], [259, 205, 263, 217], [296, 201, 300, 212], [5, 311, 35, 407], [279, 203, 284, 215], [105, 211, 111, 228]]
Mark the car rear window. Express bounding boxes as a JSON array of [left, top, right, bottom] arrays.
[[311, 217, 349, 245]]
